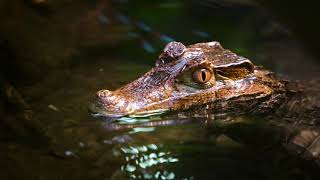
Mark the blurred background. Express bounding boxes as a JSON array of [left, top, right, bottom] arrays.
[[0, 0, 319, 179]]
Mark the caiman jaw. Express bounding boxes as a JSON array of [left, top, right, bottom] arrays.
[[90, 85, 172, 117], [88, 90, 126, 117]]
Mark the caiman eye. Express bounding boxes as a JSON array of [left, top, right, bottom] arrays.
[[192, 69, 212, 84]]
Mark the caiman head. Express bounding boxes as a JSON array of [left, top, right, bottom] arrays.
[[89, 41, 285, 118]]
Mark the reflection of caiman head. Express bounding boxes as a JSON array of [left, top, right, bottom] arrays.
[[89, 41, 286, 118]]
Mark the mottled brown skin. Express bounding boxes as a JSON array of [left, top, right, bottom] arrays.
[[89, 41, 286, 118], [90, 41, 320, 163]]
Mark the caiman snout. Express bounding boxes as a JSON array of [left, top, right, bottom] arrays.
[[89, 89, 129, 117], [96, 89, 113, 98], [95, 90, 119, 107]]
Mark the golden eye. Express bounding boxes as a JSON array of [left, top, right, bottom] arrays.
[[192, 69, 212, 83]]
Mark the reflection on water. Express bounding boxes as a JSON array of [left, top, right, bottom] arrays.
[[60, 114, 318, 179], [106, 116, 199, 179], [120, 143, 180, 179]]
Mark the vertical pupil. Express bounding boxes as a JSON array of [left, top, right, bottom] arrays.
[[201, 70, 206, 81]]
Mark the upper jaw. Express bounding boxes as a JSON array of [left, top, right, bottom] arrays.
[[89, 86, 172, 118], [88, 97, 126, 118]]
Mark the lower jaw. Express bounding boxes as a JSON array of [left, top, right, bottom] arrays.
[[89, 107, 168, 120], [127, 109, 168, 118], [88, 101, 125, 119]]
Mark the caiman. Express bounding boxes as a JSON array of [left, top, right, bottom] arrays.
[[89, 41, 320, 165]]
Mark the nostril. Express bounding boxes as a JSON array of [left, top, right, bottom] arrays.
[[96, 90, 112, 98]]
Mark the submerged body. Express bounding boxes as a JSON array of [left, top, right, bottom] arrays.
[[90, 41, 286, 118]]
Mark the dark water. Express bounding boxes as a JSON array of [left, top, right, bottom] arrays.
[[1, 0, 320, 179]]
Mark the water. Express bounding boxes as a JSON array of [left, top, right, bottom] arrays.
[[1, 0, 320, 179]]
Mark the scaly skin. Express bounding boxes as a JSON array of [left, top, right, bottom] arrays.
[[90, 41, 320, 164], [89, 41, 286, 118]]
